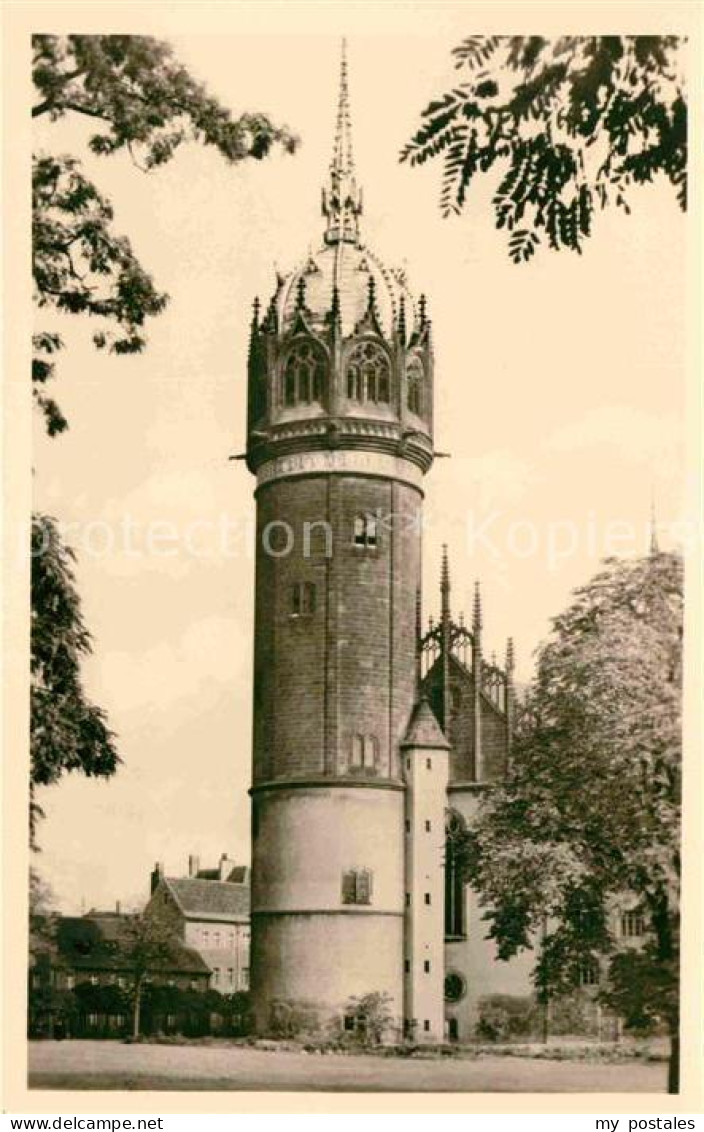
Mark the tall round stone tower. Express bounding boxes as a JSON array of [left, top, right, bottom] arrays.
[[245, 43, 435, 1035]]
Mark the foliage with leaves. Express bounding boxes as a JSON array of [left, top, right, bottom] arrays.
[[32, 34, 297, 433], [118, 911, 176, 1039], [344, 990, 395, 1046], [30, 36, 295, 846], [30, 514, 119, 848], [456, 551, 682, 1088], [401, 36, 686, 261]]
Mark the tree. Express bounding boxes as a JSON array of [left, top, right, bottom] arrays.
[[344, 991, 395, 1046], [30, 36, 297, 844], [30, 514, 119, 848], [457, 551, 682, 1090], [401, 36, 686, 261], [32, 34, 297, 432], [118, 912, 174, 1039]]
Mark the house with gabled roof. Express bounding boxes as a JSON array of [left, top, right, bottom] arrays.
[[145, 855, 250, 994]]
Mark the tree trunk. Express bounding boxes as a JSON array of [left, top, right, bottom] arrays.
[[667, 1022, 680, 1094], [132, 982, 142, 1040], [541, 997, 549, 1044]]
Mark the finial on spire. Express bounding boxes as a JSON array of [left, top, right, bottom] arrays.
[[334, 39, 353, 177], [295, 275, 307, 312], [473, 580, 483, 634], [418, 293, 427, 328], [441, 544, 451, 626], [506, 636, 515, 675], [366, 273, 377, 314], [649, 496, 660, 556], [328, 283, 341, 330], [415, 587, 422, 689], [398, 295, 407, 345], [322, 39, 363, 245]]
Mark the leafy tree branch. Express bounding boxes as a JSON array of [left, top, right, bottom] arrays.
[[401, 36, 686, 261]]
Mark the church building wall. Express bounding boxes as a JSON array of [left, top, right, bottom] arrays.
[[444, 790, 534, 1039]]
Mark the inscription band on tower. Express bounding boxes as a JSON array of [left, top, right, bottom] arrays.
[[256, 449, 425, 490]]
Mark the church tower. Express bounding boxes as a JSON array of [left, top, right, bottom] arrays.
[[245, 43, 435, 1034]]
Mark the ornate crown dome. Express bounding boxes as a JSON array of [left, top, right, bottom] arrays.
[[275, 243, 417, 340], [245, 39, 434, 478]]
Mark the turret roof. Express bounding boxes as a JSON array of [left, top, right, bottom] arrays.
[[401, 696, 450, 750]]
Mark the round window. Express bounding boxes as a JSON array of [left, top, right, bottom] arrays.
[[444, 971, 466, 1003]]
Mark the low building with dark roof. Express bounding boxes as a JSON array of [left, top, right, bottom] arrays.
[[145, 855, 250, 994], [28, 909, 211, 1038]]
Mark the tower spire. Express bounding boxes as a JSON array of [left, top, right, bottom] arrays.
[[472, 580, 483, 782], [440, 543, 451, 624], [649, 496, 660, 556], [472, 580, 483, 636], [333, 38, 353, 180], [322, 39, 363, 245]]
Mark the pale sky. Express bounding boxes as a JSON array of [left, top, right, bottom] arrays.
[[31, 29, 687, 913]]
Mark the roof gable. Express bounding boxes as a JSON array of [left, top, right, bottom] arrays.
[[164, 877, 250, 922]]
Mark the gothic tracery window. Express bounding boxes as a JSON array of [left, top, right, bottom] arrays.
[[345, 341, 391, 404], [283, 340, 327, 407], [406, 357, 424, 416], [445, 809, 466, 938]]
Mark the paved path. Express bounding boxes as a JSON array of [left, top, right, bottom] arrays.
[[28, 1041, 666, 1093]]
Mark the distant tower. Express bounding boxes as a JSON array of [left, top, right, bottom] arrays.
[[245, 42, 435, 1034]]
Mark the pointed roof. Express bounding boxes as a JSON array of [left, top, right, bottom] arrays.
[[400, 696, 450, 750], [322, 39, 363, 245], [649, 497, 660, 555], [332, 38, 354, 180]]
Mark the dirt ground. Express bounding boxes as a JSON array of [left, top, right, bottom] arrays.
[[28, 1040, 667, 1093]]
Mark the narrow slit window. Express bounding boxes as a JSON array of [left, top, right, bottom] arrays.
[[291, 582, 316, 616]]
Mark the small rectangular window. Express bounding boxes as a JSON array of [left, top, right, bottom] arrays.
[[578, 960, 599, 987], [424, 960, 430, 973], [291, 582, 316, 616], [342, 868, 373, 905], [405, 892, 411, 907], [344, 1014, 356, 1032], [405, 819, 411, 833], [622, 910, 646, 938], [425, 820, 431, 832], [424, 1019, 431, 1032], [404, 959, 410, 973], [353, 514, 378, 549], [426, 757, 432, 770], [425, 892, 431, 905]]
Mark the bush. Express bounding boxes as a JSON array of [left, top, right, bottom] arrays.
[[268, 999, 321, 1039], [476, 995, 537, 1042], [340, 991, 395, 1047]]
